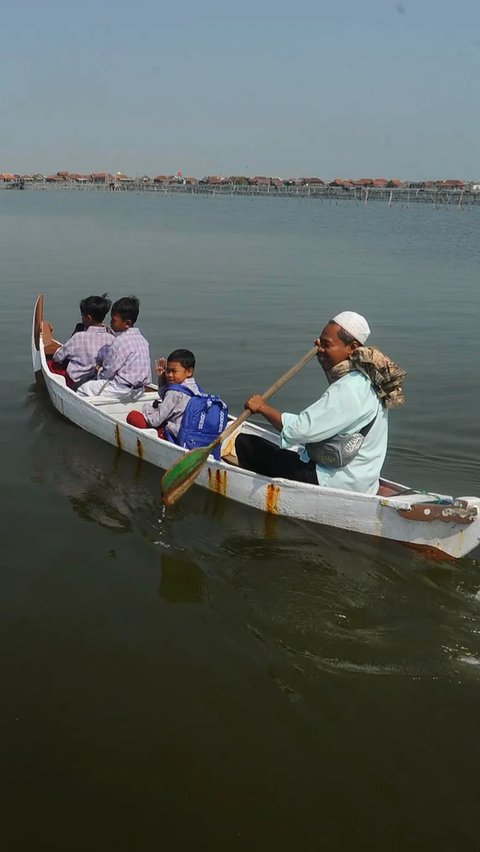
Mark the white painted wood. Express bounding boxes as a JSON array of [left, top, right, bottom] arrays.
[[31, 296, 480, 560]]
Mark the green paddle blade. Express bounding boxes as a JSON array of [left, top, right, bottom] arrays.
[[161, 444, 213, 506]]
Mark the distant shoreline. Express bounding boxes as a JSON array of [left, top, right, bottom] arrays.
[[1, 179, 478, 206]]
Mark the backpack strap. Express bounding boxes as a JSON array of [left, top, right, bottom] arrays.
[[162, 383, 196, 397]]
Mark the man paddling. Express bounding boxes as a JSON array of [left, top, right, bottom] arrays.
[[235, 312, 405, 495]]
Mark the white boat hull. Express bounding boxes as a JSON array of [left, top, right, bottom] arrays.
[[31, 296, 480, 560]]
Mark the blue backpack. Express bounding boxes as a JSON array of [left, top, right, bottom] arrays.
[[164, 384, 229, 460]]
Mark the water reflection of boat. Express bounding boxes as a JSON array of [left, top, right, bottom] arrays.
[[31, 294, 480, 560], [27, 389, 160, 537]]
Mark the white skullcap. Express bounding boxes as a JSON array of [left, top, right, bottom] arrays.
[[332, 311, 371, 344]]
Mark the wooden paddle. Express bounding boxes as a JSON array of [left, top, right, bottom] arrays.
[[161, 345, 319, 507]]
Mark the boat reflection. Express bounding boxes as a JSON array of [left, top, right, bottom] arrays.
[[159, 553, 205, 604], [27, 385, 161, 538]]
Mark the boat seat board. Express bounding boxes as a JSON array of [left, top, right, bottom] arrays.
[[87, 393, 159, 406], [44, 341, 61, 355], [221, 453, 239, 466], [377, 483, 400, 497]]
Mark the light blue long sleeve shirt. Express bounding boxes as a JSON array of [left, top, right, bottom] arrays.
[[281, 372, 388, 494]]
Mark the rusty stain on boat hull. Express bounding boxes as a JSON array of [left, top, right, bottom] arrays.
[[115, 424, 122, 450], [208, 468, 228, 496], [404, 541, 457, 562], [265, 482, 280, 514], [136, 437, 144, 459]]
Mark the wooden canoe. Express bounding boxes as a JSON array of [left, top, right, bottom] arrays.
[[31, 295, 480, 560]]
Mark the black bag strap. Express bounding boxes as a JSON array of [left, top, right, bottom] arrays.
[[359, 410, 378, 437]]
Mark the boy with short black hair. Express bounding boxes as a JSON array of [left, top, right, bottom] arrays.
[[71, 293, 111, 335], [127, 349, 200, 437], [78, 296, 151, 398], [50, 293, 113, 387]]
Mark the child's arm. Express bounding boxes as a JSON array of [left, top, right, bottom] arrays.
[[142, 393, 178, 429], [96, 342, 112, 366], [98, 341, 125, 380], [52, 333, 78, 363]]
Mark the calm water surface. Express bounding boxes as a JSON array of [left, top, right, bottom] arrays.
[[1, 191, 480, 851]]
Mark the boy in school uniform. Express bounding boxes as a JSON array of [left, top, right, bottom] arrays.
[[78, 296, 151, 399], [50, 293, 113, 388], [126, 349, 200, 438]]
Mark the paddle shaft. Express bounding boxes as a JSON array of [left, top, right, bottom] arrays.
[[211, 345, 319, 449]]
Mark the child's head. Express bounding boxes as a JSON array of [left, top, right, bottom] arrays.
[[110, 296, 140, 332], [166, 349, 195, 384], [79, 293, 111, 325]]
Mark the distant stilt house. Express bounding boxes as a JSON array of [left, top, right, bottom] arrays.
[[300, 177, 325, 186], [329, 178, 354, 190], [353, 178, 374, 188], [67, 173, 86, 183], [199, 176, 223, 185], [250, 176, 271, 186], [436, 179, 465, 189], [114, 172, 135, 187], [90, 172, 114, 184]]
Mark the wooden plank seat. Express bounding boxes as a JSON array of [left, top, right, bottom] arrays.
[[42, 321, 62, 355], [377, 483, 400, 497]]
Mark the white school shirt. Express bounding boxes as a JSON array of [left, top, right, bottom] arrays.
[[281, 371, 388, 495]]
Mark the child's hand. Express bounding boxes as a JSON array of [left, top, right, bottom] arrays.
[[155, 357, 167, 376]]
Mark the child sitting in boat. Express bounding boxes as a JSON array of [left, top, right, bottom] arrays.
[[126, 349, 228, 457], [126, 349, 200, 439], [50, 293, 114, 388], [77, 296, 151, 399]]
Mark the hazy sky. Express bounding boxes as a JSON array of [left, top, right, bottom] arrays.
[[2, 0, 480, 179]]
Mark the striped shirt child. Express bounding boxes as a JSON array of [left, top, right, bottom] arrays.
[[52, 326, 114, 384]]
